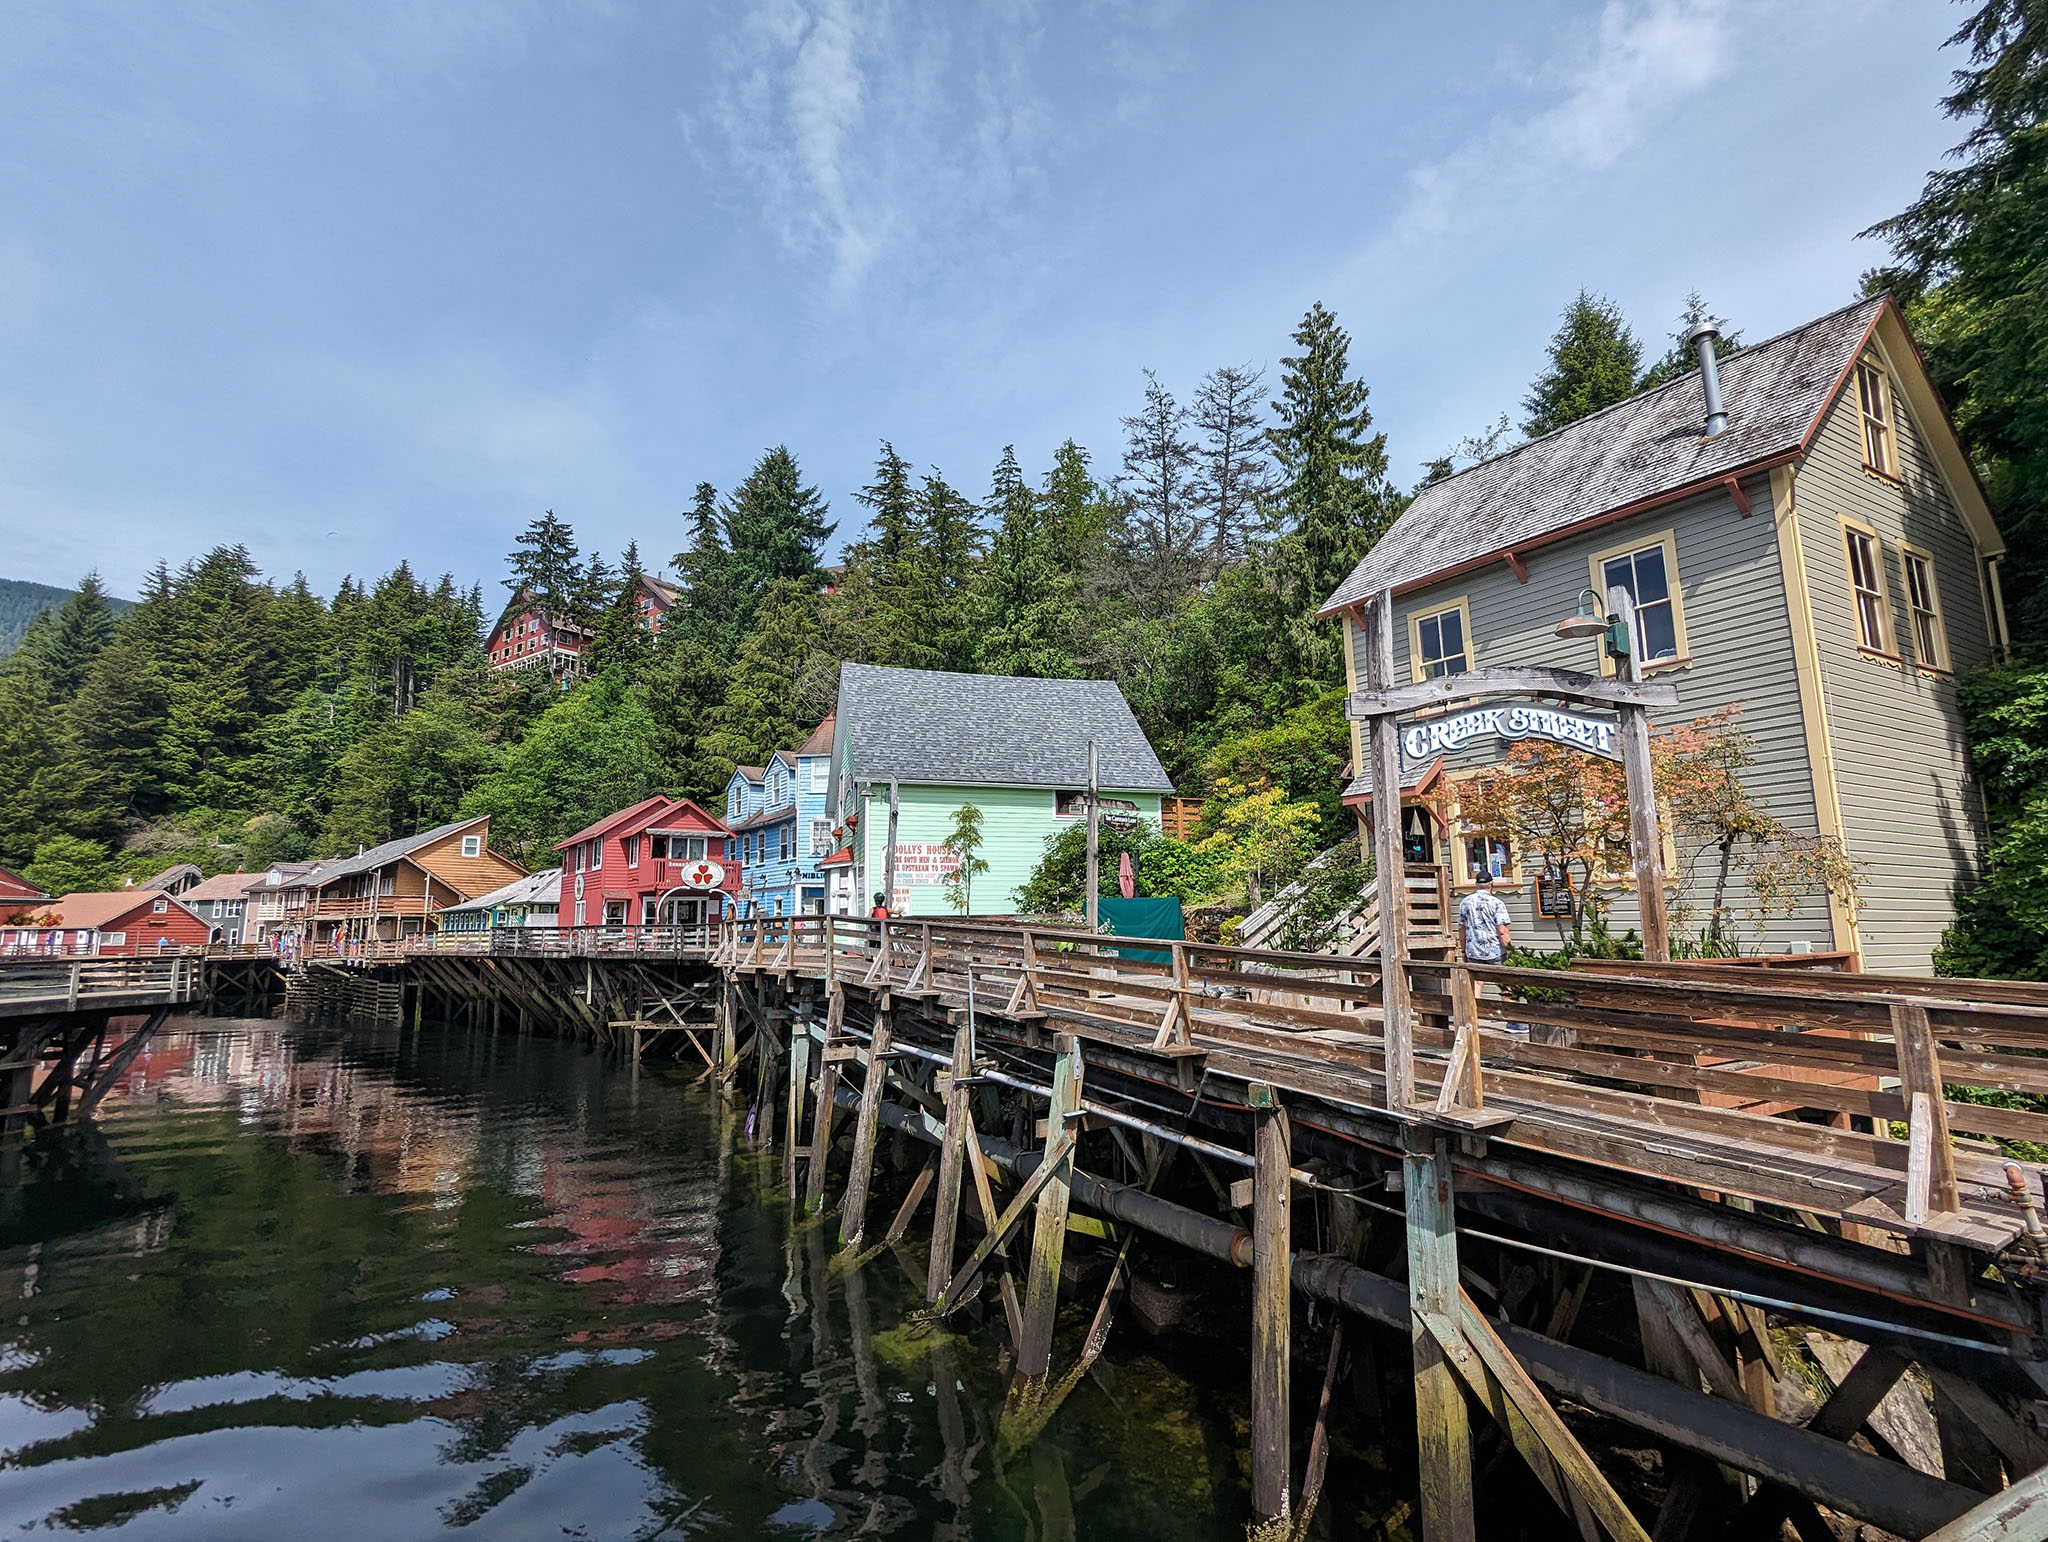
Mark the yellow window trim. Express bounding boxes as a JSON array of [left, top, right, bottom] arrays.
[[1406, 595, 1475, 684], [1897, 540, 1952, 673], [1839, 516, 1898, 657], [1586, 527, 1690, 677], [1854, 356, 1901, 480]]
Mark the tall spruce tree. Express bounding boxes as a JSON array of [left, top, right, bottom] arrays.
[[725, 446, 834, 612], [18, 575, 115, 699], [972, 446, 1079, 678], [1267, 303, 1398, 642], [697, 579, 824, 796], [1116, 370, 1206, 620], [1192, 364, 1276, 566], [1521, 291, 1643, 436], [1867, 0, 2048, 640], [505, 511, 586, 623], [916, 470, 984, 670]]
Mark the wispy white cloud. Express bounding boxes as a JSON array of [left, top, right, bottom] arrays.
[[1397, 0, 1734, 242]]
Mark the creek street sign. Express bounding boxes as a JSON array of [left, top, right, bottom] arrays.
[[1401, 701, 1622, 763]]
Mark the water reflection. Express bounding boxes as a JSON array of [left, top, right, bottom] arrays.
[[0, 1020, 1259, 1540]]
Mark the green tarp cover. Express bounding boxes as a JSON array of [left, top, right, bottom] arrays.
[[1095, 896, 1184, 962]]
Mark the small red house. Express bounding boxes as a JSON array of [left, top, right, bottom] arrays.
[[0, 867, 47, 921], [556, 795, 737, 935], [1, 891, 211, 956]]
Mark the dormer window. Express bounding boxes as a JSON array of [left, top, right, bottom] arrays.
[[461, 834, 481, 859], [1856, 360, 1899, 478]]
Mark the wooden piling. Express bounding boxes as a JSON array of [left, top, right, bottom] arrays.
[[784, 1015, 811, 1192], [1016, 1034, 1082, 1382], [838, 1008, 894, 1251], [1405, 1128, 1476, 1541], [1250, 1084, 1292, 1528], [804, 989, 845, 1214], [928, 1026, 971, 1303]]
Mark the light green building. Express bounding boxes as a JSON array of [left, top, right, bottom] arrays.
[[826, 663, 1175, 918]]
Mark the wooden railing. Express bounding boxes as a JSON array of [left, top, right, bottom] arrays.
[[0, 953, 204, 1014]]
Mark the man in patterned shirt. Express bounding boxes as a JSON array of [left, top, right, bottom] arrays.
[[1456, 871, 1512, 964]]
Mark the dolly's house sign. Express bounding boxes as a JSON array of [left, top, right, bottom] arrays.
[[1402, 703, 1622, 763]]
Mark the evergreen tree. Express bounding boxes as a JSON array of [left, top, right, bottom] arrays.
[[697, 579, 824, 794], [505, 510, 586, 623], [1192, 364, 1276, 566], [972, 446, 1080, 678], [18, 575, 115, 699], [0, 666, 63, 866], [916, 470, 984, 670], [324, 691, 501, 849], [1635, 293, 1744, 391], [1521, 291, 1643, 436], [1038, 439, 1115, 574], [1267, 302, 1399, 655], [725, 447, 833, 612], [1867, 0, 2048, 641], [669, 482, 740, 653], [1116, 370, 1206, 620]]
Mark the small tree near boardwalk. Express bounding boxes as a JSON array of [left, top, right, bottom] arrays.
[[942, 802, 989, 914], [1459, 707, 1861, 949]]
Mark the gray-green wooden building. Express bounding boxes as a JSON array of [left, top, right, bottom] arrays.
[[826, 663, 1174, 918], [1319, 294, 2009, 972]]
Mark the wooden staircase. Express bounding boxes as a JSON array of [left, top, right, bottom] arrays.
[[1234, 854, 1453, 958]]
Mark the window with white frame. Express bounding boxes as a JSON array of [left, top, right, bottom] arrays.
[[624, 835, 639, 866], [589, 839, 601, 870], [1844, 524, 1891, 652], [1856, 361, 1898, 478], [461, 834, 482, 858], [1411, 602, 1470, 679], [810, 761, 830, 793], [812, 818, 836, 856], [1901, 547, 1949, 669], [1597, 538, 1682, 664], [152, 899, 168, 914]]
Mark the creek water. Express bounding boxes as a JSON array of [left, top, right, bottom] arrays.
[[0, 1017, 1431, 1540]]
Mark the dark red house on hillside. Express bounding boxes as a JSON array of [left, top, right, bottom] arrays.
[[556, 795, 736, 935]]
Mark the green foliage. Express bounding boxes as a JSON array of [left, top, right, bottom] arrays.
[[1013, 819, 1162, 915], [461, 675, 665, 868], [0, 576, 132, 658], [23, 834, 116, 896], [1522, 291, 1643, 438], [1136, 837, 1228, 905], [1937, 659, 2048, 976], [505, 510, 586, 624], [1193, 776, 1321, 907], [696, 579, 825, 797], [941, 802, 989, 913], [1268, 303, 1401, 675], [1195, 689, 1351, 847], [724, 446, 834, 613], [1867, 0, 2048, 642]]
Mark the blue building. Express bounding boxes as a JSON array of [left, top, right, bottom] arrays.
[[726, 717, 837, 918]]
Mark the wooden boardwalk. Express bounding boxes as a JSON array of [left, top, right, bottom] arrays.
[[0, 954, 203, 1019]]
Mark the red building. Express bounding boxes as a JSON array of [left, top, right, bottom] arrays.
[[486, 576, 680, 679], [486, 589, 595, 679], [555, 795, 737, 935], [0, 867, 47, 919], [1, 891, 211, 956]]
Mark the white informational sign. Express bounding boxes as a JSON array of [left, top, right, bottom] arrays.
[[891, 843, 961, 885], [1402, 702, 1622, 763]]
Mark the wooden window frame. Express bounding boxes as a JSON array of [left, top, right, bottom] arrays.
[[1855, 359, 1900, 480], [1841, 518, 1897, 658], [1587, 529, 1690, 676], [1407, 595, 1475, 683], [1899, 543, 1951, 673]]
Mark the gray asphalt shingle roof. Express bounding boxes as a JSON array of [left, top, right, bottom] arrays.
[[442, 869, 560, 913], [836, 664, 1173, 793], [292, 817, 487, 889], [1319, 295, 1888, 612]]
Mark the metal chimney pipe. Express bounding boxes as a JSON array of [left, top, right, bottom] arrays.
[[1688, 321, 1727, 437]]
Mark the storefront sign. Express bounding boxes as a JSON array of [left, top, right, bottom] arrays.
[[1402, 702, 1621, 763], [891, 843, 961, 885]]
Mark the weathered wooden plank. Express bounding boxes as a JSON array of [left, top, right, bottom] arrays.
[[1895, 1003, 1962, 1219], [1017, 1035, 1082, 1382], [1346, 668, 1680, 716], [1920, 1461, 2048, 1542], [1405, 1129, 1475, 1542], [1364, 591, 1415, 1113], [838, 1011, 894, 1250], [1250, 1086, 1291, 1526], [927, 1028, 971, 1304]]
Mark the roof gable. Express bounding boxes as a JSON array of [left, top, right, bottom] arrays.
[[835, 663, 1173, 793], [38, 891, 202, 931], [1320, 296, 1905, 610], [555, 796, 674, 850], [309, 817, 494, 885]]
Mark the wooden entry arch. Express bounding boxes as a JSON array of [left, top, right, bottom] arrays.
[[1344, 586, 1679, 1113]]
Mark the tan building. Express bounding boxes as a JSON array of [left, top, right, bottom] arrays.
[[1319, 294, 2008, 972], [279, 817, 526, 949]]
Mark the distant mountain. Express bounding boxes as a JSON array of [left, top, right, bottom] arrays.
[[0, 579, 135, 658]]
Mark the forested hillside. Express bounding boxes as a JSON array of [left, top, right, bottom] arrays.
[[0, 578, 131, 657]]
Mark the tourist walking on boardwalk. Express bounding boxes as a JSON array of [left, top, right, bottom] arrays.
[[1456, 871, 1511, 964]]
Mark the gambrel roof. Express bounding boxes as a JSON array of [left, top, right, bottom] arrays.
[[1319, 294, 2000, 611]]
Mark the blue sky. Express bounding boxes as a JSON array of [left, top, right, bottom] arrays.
[[0, 0, 1964, 599]]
